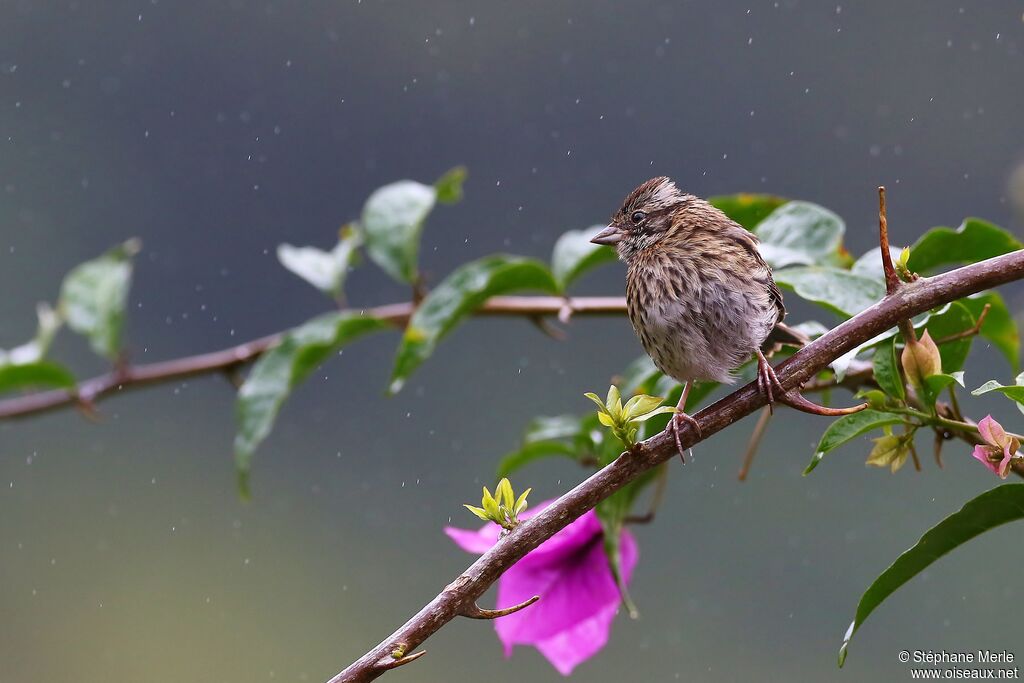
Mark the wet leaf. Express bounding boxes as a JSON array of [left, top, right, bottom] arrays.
[[921, 371, 965, 410], [0, 361, 76, 394], [234, 312, 391, 493], [972, 372, 1024, 416], [523, 414, 583, 444], [851, 246, 906, 282], [961, 292, 1019, 371], [550, 225, 619, 291], [59, 239, 140, 360], [277, 226, 361, 298], [434, 166, 467, 204], [708, 193, 788, 230], [361, 180, 437, 283], [0, 303, 63, 367], [496, 440, 577, 479], [804, 410, 907, 474], [872, 338, 905, 401], [907, 218, 1022, 275], [389, 256, 558, 393], [754, 201, 845, 268], [774, 267, 884, 318], [923, 301, 976, 373], [839, 484, 1024, 666]]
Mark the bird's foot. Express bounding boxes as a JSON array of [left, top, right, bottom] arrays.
[[756, 350, 866, 417], [665, 411, 701, 463]]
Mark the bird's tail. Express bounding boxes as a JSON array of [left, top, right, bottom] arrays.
[[761, 321, 810, 353]]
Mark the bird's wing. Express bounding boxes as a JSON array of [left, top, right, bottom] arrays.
[[722, 223, 786, 325]]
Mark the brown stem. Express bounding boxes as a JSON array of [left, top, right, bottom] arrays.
[[738, 406, 773, 481], [933, 303, 991, 345], [0, 296, 626, 420], [330, 248, 1024, 682], [878, 186, 900, 295]]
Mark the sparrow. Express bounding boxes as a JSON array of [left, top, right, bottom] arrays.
[[592, 177, 864, 458]]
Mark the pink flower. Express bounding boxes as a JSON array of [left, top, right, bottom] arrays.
[[972, 415, 1021, 479], [445, 500, 637, 675]]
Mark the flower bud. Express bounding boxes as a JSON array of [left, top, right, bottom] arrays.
[[901, 330, 941, 388]]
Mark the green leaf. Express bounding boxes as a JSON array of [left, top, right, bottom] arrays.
[[234, 311, 391, 486], [922, 372, 965, 410], [851, 246, 905, 282], [972, 372, 1024, 416], [922, 301, 975, 373], [389, 256, 558, 393], [59, 239, 140, 360], [434, 166, 467, 205], [523, 414, 583, 444], [620, 355, 661, 395], [550, 225, 619, 291], [907, 218, 1023, 275], [961, 292, 1019, 371], [872, 338, 905, 402], [708, 193, 788, 230], [496, 441, 577, 479], [804, 410, 907, 474], [774, 267, 884, 318], [839, 484, 1024, 666], [361, 180, 437, 283], [623, 394, 667, 420], [754, 201, 845, 269], [277, 226, 361, 298], [0, 361, 76, 393]]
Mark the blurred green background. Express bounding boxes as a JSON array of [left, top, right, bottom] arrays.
[[3, 2, 1024, 681]]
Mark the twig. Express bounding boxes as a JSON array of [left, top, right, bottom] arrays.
[[0, 296, 627, 420], [878, 186, 900, 296], [624, 463, 669, 524], [933, 303, 991, 345], [329, 248, 1024, 683], [738, 406, 773, 481], [877, 186, 918, 343]]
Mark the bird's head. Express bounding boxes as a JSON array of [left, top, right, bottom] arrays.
[[591, 176, 694, 262]]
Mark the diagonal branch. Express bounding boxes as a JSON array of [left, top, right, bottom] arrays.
[[0, 296, 626, 420], [329, 249, 1024, 683]]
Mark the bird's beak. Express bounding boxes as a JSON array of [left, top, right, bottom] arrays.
[[590, 225, 625, 246]]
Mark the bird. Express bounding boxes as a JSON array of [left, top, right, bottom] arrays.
[[591, 176, 864, 459]]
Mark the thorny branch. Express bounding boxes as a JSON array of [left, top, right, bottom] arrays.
[[3, 197, 1021, 682], [331, 246, 1024, 682]]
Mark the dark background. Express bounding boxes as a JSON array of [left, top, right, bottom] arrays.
[[2, 1, 1024, 681]]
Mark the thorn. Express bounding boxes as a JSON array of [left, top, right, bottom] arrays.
[[222, 366, 245, 389], [738, 406, 773, 481], [909, 439, 922, 471], [778, 390, 868, 416], [528, 315, 567, 341], [933, 430, 945, 469], [462, 595, 540, 620], [75, 396, 102, 422], [877, 186, 900, 295], [382, 648, 426, 670]]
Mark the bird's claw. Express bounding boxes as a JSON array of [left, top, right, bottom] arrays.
[[756, 350, 866, 417], [665, 411, 701, 463]]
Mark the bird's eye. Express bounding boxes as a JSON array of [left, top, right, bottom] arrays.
[[631, 210, 647, 224]]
